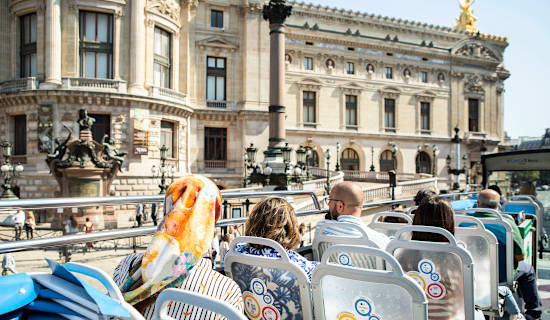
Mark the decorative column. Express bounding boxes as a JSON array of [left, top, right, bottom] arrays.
[[41, 0, 62, 88], [113, 10, 123, 80], [262, 0, 292, 164], [128, 0, 147, 95]]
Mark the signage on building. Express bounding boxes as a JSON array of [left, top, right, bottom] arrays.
[[133, 109, 150, 155]]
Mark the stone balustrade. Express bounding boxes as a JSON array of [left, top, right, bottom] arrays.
[[61, 77, 127, 93], [0, 78, 38, 93], [150, 86, 188, 105]]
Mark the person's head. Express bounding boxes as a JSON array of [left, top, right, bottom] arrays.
[[298, 223, 306, 235], [487, 185, 502, 196], [477, 189, 501, 209], [25, 211, 34, 220], [245, 197, 301, 250], [414, 189, 437, 206], [382, 216, 409, 223], [70, 216, 78, 228], [221, 233, 231, 243], [519, 181, 537, 196], [412, 197, 455, 242], [328, 182, 364, 219]]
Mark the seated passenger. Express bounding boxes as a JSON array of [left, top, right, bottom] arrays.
[[113, 175, 243, 319], [315, 181, 389, 249], [412, 189, 437, 213], [409, 197, 494, 320], [235, 196, 318, 280], [473, 189, 541, 320]]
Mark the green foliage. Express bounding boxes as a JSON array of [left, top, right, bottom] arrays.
[[511, 171, 540, 184]]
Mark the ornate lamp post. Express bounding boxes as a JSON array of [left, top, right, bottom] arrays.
[[432, 145, 439, 177], [151, 145, 175, 194], [324, 148, 331, 195], [446, 127, 467, 190], [0, 142, 24, 199], [335, 142, 341, 171], [370, 146, 375, 172]]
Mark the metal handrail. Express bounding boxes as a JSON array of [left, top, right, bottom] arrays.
[[0, 190, 321, 212], [0, 191, 477, 254]]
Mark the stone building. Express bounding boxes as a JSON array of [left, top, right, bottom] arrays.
[[0, 0, 509, 212]]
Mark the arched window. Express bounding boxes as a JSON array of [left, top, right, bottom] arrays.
[[341, 148, 360, 171], [379, 150, 396, 172], [416, 151, 431, 174], [305, 146, 319, 167]]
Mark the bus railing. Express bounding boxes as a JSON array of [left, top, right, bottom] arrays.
[[0, 191, 477, 254]]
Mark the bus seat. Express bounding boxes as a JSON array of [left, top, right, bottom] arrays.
[[454, 215, 501, 317], [312, 222, 383, 269], [503, 200, 543, 244], [406, 206, 418, 216], [311, 245, 428, 320], [456, 208, 514, 287], [387, 226, 476, 320], [152, 288, 247, 320], [224, 236, 313, 320], [367, 212, 413, 238], [450, 199, 477, 211]]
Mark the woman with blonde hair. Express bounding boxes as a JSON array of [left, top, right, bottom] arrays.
[[235, 196, 318, 280], [24, 211, 35, 239]]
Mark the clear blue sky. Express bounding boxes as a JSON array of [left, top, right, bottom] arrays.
[[303, 0, 550, 138]]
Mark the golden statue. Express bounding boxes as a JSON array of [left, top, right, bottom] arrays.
[[454, 0, 478, 32]]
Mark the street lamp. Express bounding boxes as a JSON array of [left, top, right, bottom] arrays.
[[335, 142, 341, 171], [446, 127, 466, 190], [0, 141, 24, 199], [324, 148, 331, 195], [151, 145, 175, 194], [370, 146, 375, 172]]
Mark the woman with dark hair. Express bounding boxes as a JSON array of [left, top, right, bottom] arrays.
[[412, 197, 454, 242], [414, 189, 437, 206]]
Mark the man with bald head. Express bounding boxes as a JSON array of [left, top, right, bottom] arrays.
[[315, 181, 389, 249], [473, 189, 541, 320]]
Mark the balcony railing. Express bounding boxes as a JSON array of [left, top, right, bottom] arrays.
[[0, 77, 37, 93], [205, 160, 227, 169], [61, 77, 127, 93], [150, 86, 188, 105], [206, 100, 227, 108]]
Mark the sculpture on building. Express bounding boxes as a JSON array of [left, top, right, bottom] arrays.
[[325, 59, 334, 69], [403, 68, 411, 78], [102, 135, 127, 165], [366, 64, 375, 74], [285, 53, 292, 64], [455, 0, 478, 32]]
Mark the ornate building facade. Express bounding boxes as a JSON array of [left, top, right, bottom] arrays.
[[0, 0, 508, 210]]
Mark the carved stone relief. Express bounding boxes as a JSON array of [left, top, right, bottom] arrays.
[[37, 104, 54, 153], [146, 0, 181, 23], [464, 74, 485, 95], [455, 42, 499, 62]]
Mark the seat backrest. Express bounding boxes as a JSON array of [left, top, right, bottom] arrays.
[[387, 226, 475, 320], [367, 212, 413, 238], [152, 288, 247, 320], [312, 222, 382, 270], [454, 215, 500, 315], [406, 206, 418, 215], [503, 199, 543, 241], [455, 208, 514, 286], [450, 199, 477, 210], [224, 236, 313, 320], [312, 245, 428, 320]]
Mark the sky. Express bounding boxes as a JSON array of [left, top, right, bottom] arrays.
[[302, 0, 550, 138]]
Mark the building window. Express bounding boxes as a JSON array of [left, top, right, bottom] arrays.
[[204, 127, 227, 168], [421, 71, 428, 83], [303, 91, 316, 125], [468, 98, 479, 132], [384, 98, 395, 129], [210, 10, 223, 28], [206, 57, 226, 107], [385, 67, 393, 79], [346, 62, 354, 74], [420, 102, 430, 131], [20, 13, 37, 78], [79, 11, 113, 79], [380, 150, 396, 172], [89, 114, 110, 142], [345, 95, 357, 126], [160, 121, 176, 158], [154, 27, 171, 88], [341, 148, 359, 171], [305, 146, 319, 167], [12, 115, 27, 155], [416, 151, 431, 174], [304, 57, 313, 70]]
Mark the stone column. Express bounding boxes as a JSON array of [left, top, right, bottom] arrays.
[[113, 10, 123, 80], [128, 0, 147, 95], [262, 0, 292, 153], [41, 0, 62, 88]]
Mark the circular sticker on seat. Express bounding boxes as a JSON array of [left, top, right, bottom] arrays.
[[337, 296, 381, 320], [338, 253, 353, 266], [243, 292, 261, 318], [262, 306, 279, 320], [406, 259, 446, 300], [245, 278, 280, 320], [252, 279, 265, 295], [337, 312, 357, 320]]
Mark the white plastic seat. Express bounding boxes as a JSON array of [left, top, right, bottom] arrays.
[[152, 289, 247, 320], [387, 226, 475, 320], [454, 215, 501, 317], [311, 244, 427, 320], [455, 208, 515, 286], [367, 211, 413, 238], [312, 222, 383, 269], [224, 236, 313, 320]]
